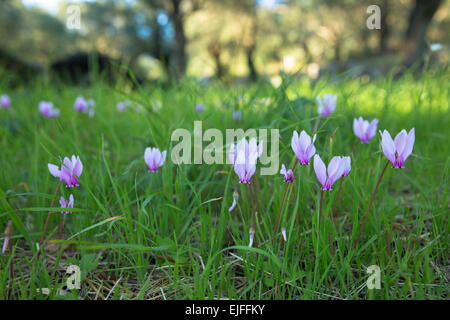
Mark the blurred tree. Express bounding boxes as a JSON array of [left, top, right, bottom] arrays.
[[144, 0, 205, 79], [379, 0, 390, 53], [0, 0, 76, 66], [207, 0, 260, 81], [404, 0, 443, 66]]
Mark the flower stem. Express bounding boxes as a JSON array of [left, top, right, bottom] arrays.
[[331, 177, 344, 217], [318, 189, 324, 232], [252, 178, 261, 217], [274, 183, 288, 238], [38, 180, 62, 253], [273, 160, 298, 239], [4, 221, 13, 298], [59, 214, 64, 240], [313, 118, 320, 134], [354, 160, 390, 247], [248, 182, 257, 248], [350, 139, 358, 156]]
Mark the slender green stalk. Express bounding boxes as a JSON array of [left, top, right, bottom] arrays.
[[354, 160, 390, 247], [318, 189, 324, 231], [274, 160, 298, 238], [39, 180, 62, 251], [59, 213, 64, 240], [313, 118, 320, 134], [350, 139, 358, 156], [331, 177, 344, 217], [248, 181, 257, 248]]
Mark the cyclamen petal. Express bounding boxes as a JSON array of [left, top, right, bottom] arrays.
[[117, 102, 127, 112], [314, 155, 345, 190], [394, 130, 408, 156], [49, 155, 83, 187], [317, 94, 337, 117], [342, 156, 351, 176], [354, 117, 378, 143], [280, 164, 294, 182], [380, 130, 396, 165], [229, 137, 263, 184], [248, 228, 255, 248], [74, 96, 89, 112], [1, 94, 11, 108], [291, 130, 316, 165], [232, 110, 242, 121], [398, 128, 415, 165], [228, 191, 239, 212], [325, 156, 344, 189], [60, 194, 74, 214], [195, 104, 204, 113], [313, 155, 327, 187], [366, 119, 379, 141], [72, 156, 83, 177], [144, 147, 166, 172], [380, 128, 415, 168], [48, 164, 61, 178]]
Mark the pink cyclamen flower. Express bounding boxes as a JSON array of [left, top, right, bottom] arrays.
[[341, 156, 351, 176], [39, 101, 60, 118], [380, 129, 415, 168], [232, 111, 242, 121], [195, 104, 204, 113], [60, 194, 74, 214], [313, 154, 345, 190], [87, 99, 95, 118], [117, 101, 127, 112], [291, 130, 316, 165], [2, 221, 12, 254], [1, 94, 11, 108], [74, 96, 89, 112], [87, 99, 95, 108], [281, 227, 287, 241], [228, 190, 239, 212], [280, 164, 294, 182], [48, 155, 83, 187], [316, 93, 337, 117], [228, 137, 263, 184], [248, 227, 255, 248], [144, 147, 167, 172], [353, 117, 378, 143]]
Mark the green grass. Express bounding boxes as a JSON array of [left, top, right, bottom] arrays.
[[0, 68, 448, 300]]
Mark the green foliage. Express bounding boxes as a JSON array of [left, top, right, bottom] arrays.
[[0, 68, 448, 299]]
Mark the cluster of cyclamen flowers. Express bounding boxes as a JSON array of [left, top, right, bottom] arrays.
[[41, 92, 414, 248], [194, 102, 243, 122], [48, 155, 84, 214], [117, 100, 132, 113], [222, 93, 415, 246], [142, 93, 415, 192], [39, 101, 60, 118], [34, 96, 96, 119], [1, 94, 11, 109], [73, 96, 96, 117]]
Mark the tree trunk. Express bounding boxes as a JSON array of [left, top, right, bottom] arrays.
[[379, 0, 389, 53], [246, 44, 257, 82], [153, 18, 171, 78], [170, 0, 187, 78], [403, 0, 442, 67], [208, 41, 225, 79]]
